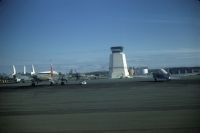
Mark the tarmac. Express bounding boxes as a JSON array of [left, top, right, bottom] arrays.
[[0, 75, 200, 133]]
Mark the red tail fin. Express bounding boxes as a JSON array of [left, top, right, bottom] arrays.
[[50, 64, 53, 78]]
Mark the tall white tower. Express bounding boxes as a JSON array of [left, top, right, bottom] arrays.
[[109, 46, 129, 79]]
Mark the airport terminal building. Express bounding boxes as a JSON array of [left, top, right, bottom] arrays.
[[166, 67, 200, 75]]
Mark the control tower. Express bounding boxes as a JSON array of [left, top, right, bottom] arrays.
[[109, 46, 129, 78]]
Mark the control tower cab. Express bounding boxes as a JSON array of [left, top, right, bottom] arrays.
[[109, 46, 129, 79]]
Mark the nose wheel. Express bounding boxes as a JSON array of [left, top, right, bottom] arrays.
[[61, 81, 65, 85], [31, 82, 36, 86], [50, 82, 54, 86]]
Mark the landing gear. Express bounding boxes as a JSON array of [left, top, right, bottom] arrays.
[[31, 82, 36, 86], [61, 81, 65, 85], [50, 82, 54, 86]]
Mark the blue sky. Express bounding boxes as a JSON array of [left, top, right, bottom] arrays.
[[0, 0, 200, 73]]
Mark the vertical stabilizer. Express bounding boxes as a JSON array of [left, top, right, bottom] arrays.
[[24, 65, 26, 75], [50, 64, 53, 78], [12, 65, 16, 76], [31, 64, 36, 75]]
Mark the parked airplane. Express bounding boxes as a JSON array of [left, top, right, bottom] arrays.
[[31, 64, 67, 86], [11, 65, 32, 83], [10, 65, 86, 86], [152, 68, 171, 81]]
